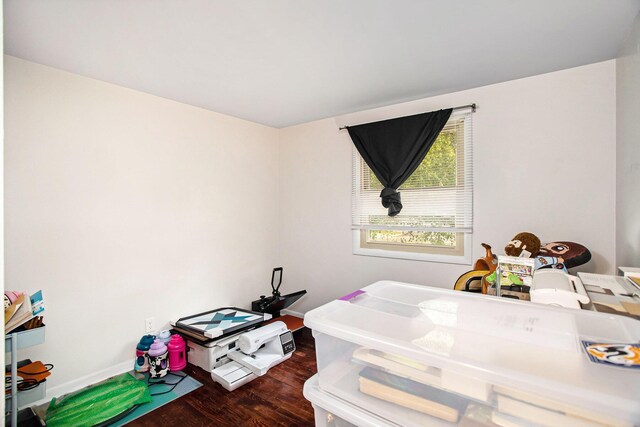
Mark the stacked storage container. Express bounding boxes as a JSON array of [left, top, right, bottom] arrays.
[[303, 281, 640, 427]]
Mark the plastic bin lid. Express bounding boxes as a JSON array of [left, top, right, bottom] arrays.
[[304, 281, 640, 421]]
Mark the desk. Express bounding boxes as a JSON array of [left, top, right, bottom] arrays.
[[264, 314, 305, 332]]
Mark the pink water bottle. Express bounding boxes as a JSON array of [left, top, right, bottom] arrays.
[[167, 334, 187, 371]]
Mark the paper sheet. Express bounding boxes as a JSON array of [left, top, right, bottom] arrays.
[[577, 273, 629, 295]]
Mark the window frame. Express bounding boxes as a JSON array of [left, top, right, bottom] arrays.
[[351, 111, 473, 264]]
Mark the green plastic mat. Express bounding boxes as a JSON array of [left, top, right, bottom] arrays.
[[109, 372, 202, 426], [45, 373, 151, 427]]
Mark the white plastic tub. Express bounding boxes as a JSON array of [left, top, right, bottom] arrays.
[[304, 374, 396, 427], [304, 281, 640, 427]]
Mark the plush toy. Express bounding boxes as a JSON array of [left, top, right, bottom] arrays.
[[535, 256, 568, 272], [538, 241, 591, 269], [454, 243, 496, 293], [504, 232, 541, 258], [474, 243, 498, 272]]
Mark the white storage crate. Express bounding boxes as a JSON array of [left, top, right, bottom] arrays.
[[304, 281, 640, 427]]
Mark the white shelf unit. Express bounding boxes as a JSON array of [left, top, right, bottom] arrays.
[[5, 326, 46, 427]]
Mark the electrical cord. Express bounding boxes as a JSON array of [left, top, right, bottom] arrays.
[[146, 371, 188, 396], [5, 376, 39, 393]]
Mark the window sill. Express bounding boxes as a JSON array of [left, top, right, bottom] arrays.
[[352, 232, 473, 265]]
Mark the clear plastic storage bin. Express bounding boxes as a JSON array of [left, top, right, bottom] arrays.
[[304, 374, 395, 427], [304, 281, 640, 427]]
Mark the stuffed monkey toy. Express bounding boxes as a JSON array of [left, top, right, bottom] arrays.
[[504, 232, 541, 258]]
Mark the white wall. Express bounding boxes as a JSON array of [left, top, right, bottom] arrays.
[[279, 61, 617, 312], [4, 56, 280, 388], [616, 13, 640, 267]]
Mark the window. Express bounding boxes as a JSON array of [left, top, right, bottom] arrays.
[[352, 110, 473, 263]]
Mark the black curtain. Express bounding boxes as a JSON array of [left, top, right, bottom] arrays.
[[347, 109, 453, 216]]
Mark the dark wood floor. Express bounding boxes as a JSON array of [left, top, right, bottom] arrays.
[[129, 327, 317, 427]]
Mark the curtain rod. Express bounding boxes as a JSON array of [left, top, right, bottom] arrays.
[[338, 103, 476, 131]]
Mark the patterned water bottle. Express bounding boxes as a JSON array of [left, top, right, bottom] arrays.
[[148, 339, 169, 378], [134, 334, 155, 372]]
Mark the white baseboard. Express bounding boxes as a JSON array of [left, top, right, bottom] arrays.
[[280, 309, 304, 318], [25, 360, 132, 409]]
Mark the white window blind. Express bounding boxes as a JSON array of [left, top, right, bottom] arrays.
[[352, 110, 473, 234]]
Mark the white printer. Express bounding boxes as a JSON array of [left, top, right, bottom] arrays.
[[171, 307, 295, 391]]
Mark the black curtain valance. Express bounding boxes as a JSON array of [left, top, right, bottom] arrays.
[[347, 108, 453, 216]]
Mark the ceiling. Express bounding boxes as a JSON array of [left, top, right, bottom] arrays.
[[5, 1, 640, 128]]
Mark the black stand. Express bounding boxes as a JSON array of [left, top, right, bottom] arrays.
[[251, 268, 306, 317]]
